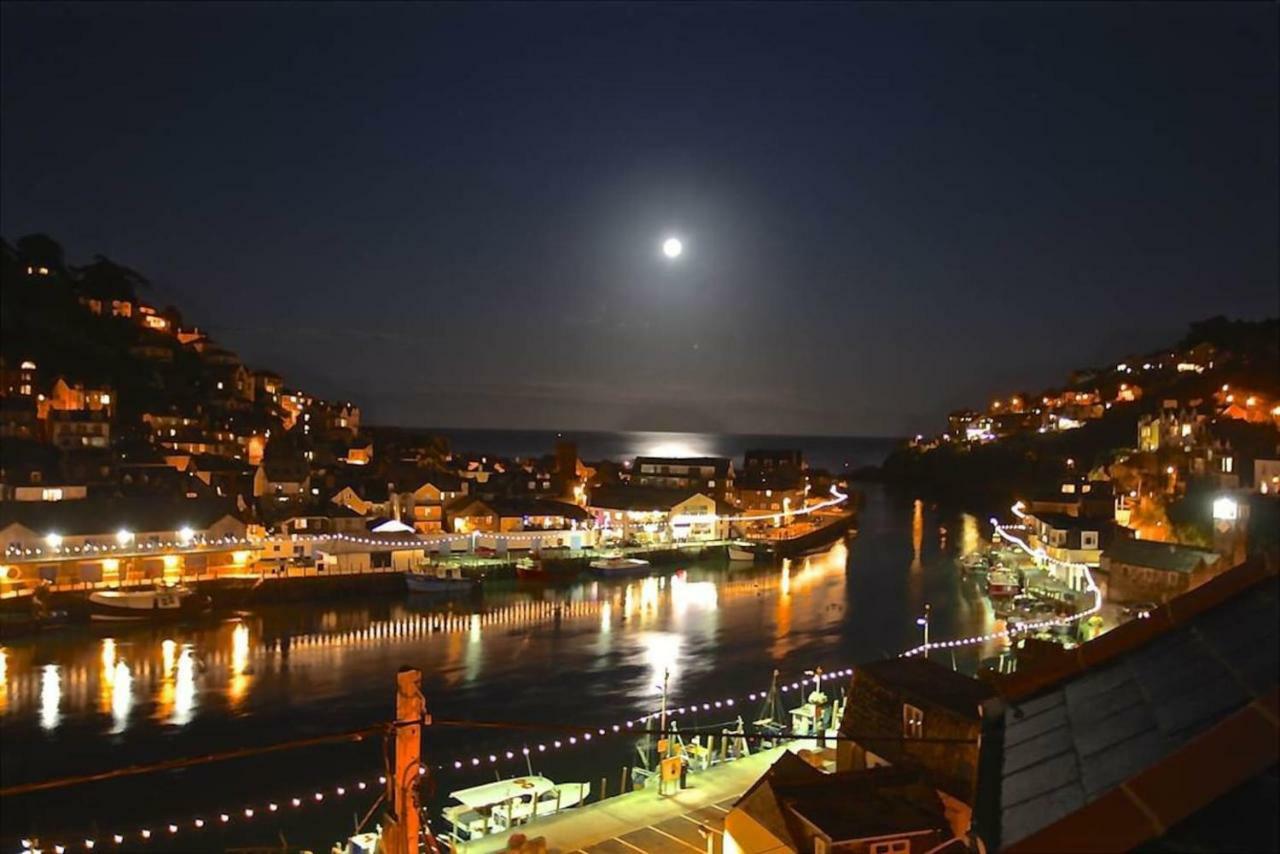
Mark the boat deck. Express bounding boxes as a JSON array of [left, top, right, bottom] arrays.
[[454, 745, 794, 853]]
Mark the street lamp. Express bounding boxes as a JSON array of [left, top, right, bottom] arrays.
[[916, 603, 931, 658], [658, 668, 670, 758]]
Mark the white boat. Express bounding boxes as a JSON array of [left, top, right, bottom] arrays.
[[587, 556, 651, 577], [88, 584, 211, 622], [727, 542, 757, 562], [442, 775, 590, 842]]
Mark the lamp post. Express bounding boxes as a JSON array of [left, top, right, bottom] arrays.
[[659, 668, 670, 758], [916, 603, 931, 659]]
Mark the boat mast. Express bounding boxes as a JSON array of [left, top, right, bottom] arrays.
[[757, 669, 784, 725]]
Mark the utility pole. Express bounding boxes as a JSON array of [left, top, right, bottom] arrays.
[[384, 666, 430, 854], [917, 603, 931, 660]]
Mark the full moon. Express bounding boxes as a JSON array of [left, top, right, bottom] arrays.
[[662, 237, 684, 259]]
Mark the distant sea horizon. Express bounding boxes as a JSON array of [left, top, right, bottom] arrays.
[[383, 427, 902, 474]]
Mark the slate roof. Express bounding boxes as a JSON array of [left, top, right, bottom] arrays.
[[486, 498, 589, 521], [587, 484, 711, 511], [734, 752, 949, 845], [978, 561, 1280, 851], [1102, 537, 1220, 574], [0, 496, 241, 536], [447, 496, 588, 521], [856, 657, 997, 721]]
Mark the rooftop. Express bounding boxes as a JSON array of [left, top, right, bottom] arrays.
[[978, 559, 1279, 852], [587, 484, 713, 511], [1102, 537, 1221, 574], [854, 657, 998, 721], [0, 496, 241, 537], [736, 752, 949, 845]]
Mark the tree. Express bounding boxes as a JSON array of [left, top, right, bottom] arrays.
[[15, 233, 67, 276], [75, 255, 150, 302]]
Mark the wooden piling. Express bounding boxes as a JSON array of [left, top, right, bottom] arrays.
[[383, 666, 428, 854]]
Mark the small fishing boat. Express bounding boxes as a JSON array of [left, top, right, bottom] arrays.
[[88, 584, 211, 622], [726, 542, 757, 562], [405, 565, 479, 594], [587, 555, 651, 577], [442, 775, 590, 843], [986, 569, 1021, 598], [515, 557, 548, 580]]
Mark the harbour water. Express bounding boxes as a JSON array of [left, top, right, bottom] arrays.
[[0, 483, 1006, 851]]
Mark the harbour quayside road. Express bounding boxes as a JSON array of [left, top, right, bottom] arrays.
[[0, 490, 853, 601]]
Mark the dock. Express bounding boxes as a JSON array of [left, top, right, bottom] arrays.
[[457, 745, 797, 853]]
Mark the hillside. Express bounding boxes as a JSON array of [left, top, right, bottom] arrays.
[[880, 317, 1280, 503]]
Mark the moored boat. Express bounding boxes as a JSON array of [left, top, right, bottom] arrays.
[[442, 775, 590, 843], [515, 557, 548, 580], [88, 584, 211, 622], [986, 569, 1021, 598], [405, 565, 479, 594], [726, 542, 757, 562], [587, 555, 651, 577]]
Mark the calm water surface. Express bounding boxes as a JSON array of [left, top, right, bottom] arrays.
[[0, 486, 1002, 851]]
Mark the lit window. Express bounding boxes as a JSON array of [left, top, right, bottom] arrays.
[[903, 703, 924, 739], [41, 488, 63, 501], [869, 841, 910, 854]]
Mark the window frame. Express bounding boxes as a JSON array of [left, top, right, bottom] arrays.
[[903, 703, 925, 739]]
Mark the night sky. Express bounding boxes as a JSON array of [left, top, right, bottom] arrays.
[[2, 2, 1276, 436]]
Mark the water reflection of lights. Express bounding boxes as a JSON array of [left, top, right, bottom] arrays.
[[40, 663, 60, 730], [161, 639, 176, 676], [7, 568, 843, 728], [911, 499, 924, 572], [98, 638, 117, 714], [960, 513, 981, 557], [172, 646, 196, 726], [642, 632, 682, 691], [640, 577, 660, 612], [669, 574, 717, 615], [228, 623, 250, 708], [111, 661, 133, 733], [0, 648, 7, 714]]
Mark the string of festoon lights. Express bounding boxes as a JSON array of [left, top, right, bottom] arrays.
[[19, 667, 859, 854], [899, 506, 1104, 658], [6, 488, 849, 560]]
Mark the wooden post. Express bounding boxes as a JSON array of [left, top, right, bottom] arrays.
[[384, 666, 429, 854]]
